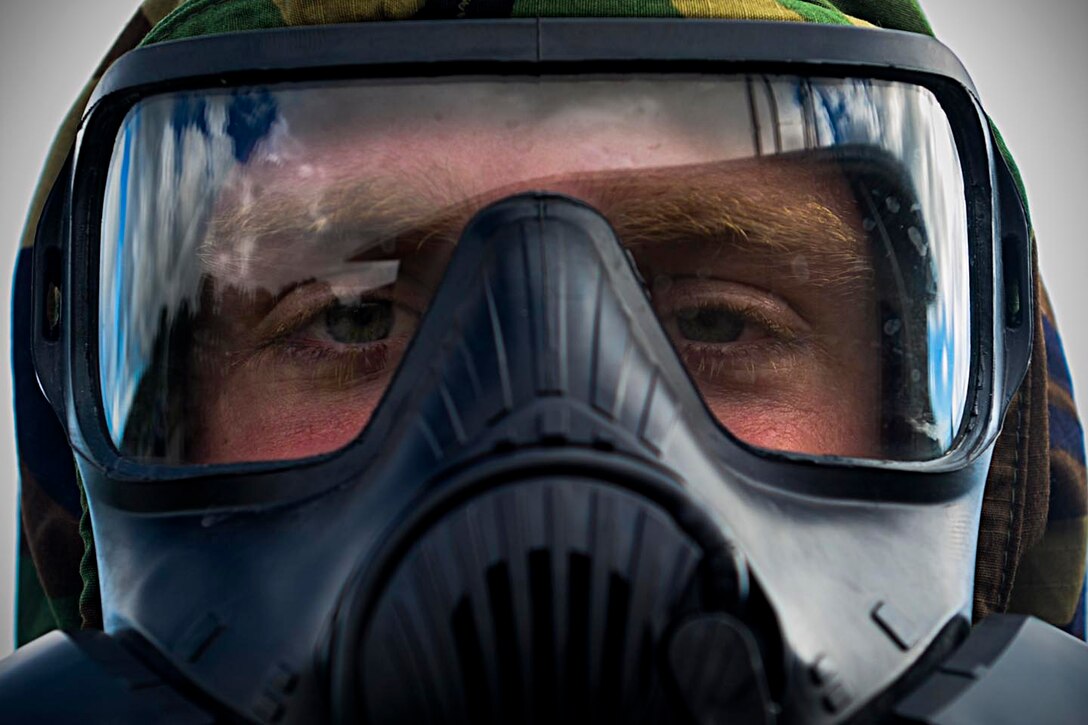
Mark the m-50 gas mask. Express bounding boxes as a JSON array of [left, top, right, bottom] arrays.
[[4, 19, 1086, 725]]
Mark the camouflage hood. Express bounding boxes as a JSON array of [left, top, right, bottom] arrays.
[[13, 0, 1086, 647]]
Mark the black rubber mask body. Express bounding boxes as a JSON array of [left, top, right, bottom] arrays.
[[75, 195, 989, 724]]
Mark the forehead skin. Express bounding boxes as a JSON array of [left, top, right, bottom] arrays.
[[188, 87, 880, 463]]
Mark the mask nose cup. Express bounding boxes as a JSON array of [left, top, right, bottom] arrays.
[[330, 195, 775, 723]]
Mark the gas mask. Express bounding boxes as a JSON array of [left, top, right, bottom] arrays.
[[4, 19, 1086, 725]]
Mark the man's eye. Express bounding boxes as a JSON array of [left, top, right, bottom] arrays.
[[324, 300, 393, 344], [676, 306, 745, 343]]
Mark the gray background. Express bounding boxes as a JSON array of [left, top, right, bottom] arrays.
[[0, 1, 1085, 654]]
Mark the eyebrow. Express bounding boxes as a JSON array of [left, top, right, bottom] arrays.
[[579, 160, 870, 283], [200, 157, 871, 286]]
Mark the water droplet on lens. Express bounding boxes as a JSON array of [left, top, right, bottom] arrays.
[[513, 133, 532, 152], [653, 274, 673, 295], [884, 318, 902, 336], [907, 226, 927, 256], [791, 255, 810, 282], [911, 368, 922, 383], [862, 217, 877, 232], [885, 196, 901, 213]]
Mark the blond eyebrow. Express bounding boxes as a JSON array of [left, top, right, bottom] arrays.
[[201, 157, 871, 284], [588, 161, 872, 286]]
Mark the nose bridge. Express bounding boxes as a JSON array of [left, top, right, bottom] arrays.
[[393, 192, 698, 468]]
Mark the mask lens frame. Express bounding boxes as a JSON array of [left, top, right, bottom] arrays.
[[30, 20, 1028, 507]]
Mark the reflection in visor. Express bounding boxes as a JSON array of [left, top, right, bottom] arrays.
[[99, 76, 969, 465]]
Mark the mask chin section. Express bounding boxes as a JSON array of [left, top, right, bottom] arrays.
[[328, 195, 783, 723], [335, 474, 781, 724]]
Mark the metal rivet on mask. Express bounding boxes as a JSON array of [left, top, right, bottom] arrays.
[[809, 654, 837, 686]]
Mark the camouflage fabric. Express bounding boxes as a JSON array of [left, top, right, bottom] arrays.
[[13, 0, 1086, 647]]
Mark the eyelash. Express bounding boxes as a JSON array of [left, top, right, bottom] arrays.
[[242, 292, 412, 379], [240, 334, 400, 390], [669, 298, 797, 340], [675, 337, 804, 379], [652, 287, 811, 383]]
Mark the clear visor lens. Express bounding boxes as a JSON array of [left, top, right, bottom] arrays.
[[99, 76, 970, 464]]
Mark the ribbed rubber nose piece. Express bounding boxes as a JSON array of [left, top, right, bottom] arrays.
[[357, 478, 745, 725]]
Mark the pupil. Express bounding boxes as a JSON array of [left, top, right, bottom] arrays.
[[325, 300, 393, 344], [677, 307, 743, 343]]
